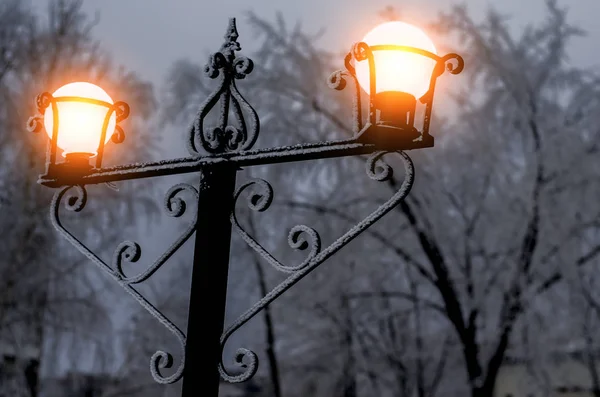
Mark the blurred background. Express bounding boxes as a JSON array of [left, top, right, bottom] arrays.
[[2, 0, 600, 396]]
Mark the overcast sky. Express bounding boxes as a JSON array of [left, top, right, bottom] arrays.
[[67, 0, 600, 88], [26, 0, 600, 377]]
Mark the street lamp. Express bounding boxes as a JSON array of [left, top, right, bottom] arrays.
[[330, 20, 464, 148], [27, 18, 463, 397], [29, 81, 130, 180]]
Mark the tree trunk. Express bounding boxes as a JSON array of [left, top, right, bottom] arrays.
[[24, 359, 39, 397], [340, 295, 356, 397], [472, 385, 495, 397], [247, 214, 283, 397], [256, 264, 283, 397]]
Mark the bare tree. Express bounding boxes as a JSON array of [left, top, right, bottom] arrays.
[[160, 2, 600, 397], [0, 0, 160, 395]]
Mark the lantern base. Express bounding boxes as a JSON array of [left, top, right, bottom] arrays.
[[64, 152, 93, 169], [356, 124, 431, 150], [356, 90, 434, 150], [374, 91, 417, 129], [38, 153, 93, 185]]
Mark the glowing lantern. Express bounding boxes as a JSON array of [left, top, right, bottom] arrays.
[[355, 21, 437, 99], [43, 82, 117, 157], [28, 81, 130, 180], [331, 20, 463, 148]]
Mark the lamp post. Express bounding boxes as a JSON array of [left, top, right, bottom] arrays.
[[26, 18, 463, 397]]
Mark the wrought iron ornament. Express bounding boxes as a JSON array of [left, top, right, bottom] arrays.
[[27, 16, 465, 390], [49, 151, 414, 385], [220, 151, 414, 382], [51, 183, 198, 384], [187, 18, 260, 155]]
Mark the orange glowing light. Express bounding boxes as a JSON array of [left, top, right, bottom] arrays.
[[44, 82, 116, 157], [355, 21, 437, 99]]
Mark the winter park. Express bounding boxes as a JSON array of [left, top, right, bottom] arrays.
[[1, 0, 600, 396]]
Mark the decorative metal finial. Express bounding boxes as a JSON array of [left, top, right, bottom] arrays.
[[187, 17, 259, 156], [221, 18, 241, 61]]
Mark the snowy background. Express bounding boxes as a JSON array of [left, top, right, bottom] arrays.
[[2, 0, 600, 396]]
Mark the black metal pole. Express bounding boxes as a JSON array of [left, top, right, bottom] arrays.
[[182, 164, 237, 397]]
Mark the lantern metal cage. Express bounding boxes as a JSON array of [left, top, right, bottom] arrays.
[[27, 90, 130, 182], [329, 41, 464, 148]]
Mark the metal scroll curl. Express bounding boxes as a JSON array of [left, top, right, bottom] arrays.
[[187, 18, 260, 156], [50, 183, 199, 384], [327, 51, 363, 135], [27, 92, 53, 133], [220, 151, 415, 383], [232, 179, 322, 274], [110, 101, 130, 144], [113, 183, 199, 284]]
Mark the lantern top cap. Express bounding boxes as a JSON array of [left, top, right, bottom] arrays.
[[52, 82, 114, 104], [361, 21, 437, 55]]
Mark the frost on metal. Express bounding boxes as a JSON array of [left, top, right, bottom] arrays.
[[47, 139, 381, 187], [219, 151, 414, 383], [31, 15, 433, 389], [47, 148, 415, 386], [187, 17, 260, 156], [50, 183, 200, 385]]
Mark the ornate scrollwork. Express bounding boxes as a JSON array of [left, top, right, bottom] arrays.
[[352, 41, 372, 62], [114, 101, 130, 122], [232, 179, 322, 274], [221, 151, 414, 383], [113, 183, 199, 284], [327, 70, 347, 91], [36, 92, 52, 114], [442, 53, 465, 75], [327, 51, 363, 134], [428, 53, 465, 83], [111, 126, 126, 144], [27, 92, 53, 133], [50, 184, 199, 384], [107, 101, 131, 144], [366, 151, 395, 181], [27, 116, 44, 133], [233, 56, 254, 79], [187, 18, 259, 156]]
